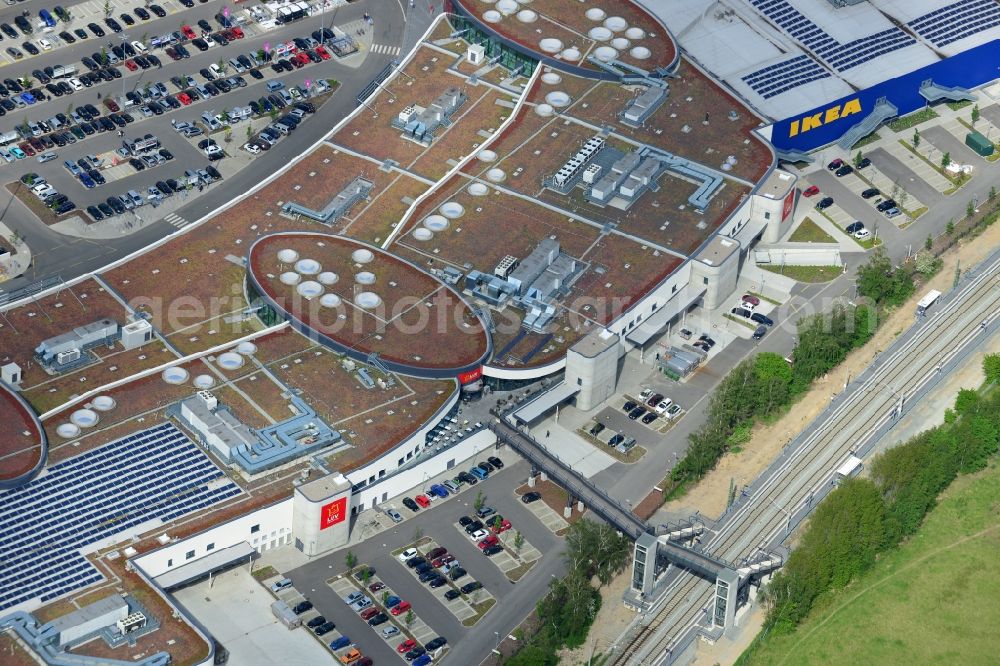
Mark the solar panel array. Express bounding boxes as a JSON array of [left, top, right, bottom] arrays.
[[749, 0, 916, 72], [0, 423, 242, 612], [908, 0, 1000, 47], [741, 54, 831, 99]]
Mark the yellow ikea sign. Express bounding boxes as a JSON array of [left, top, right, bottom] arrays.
[[788, 98, 863, 137]]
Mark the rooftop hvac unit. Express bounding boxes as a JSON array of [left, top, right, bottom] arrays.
[[197, 390, 218, 410], [56, 349, 81, 365], [398, 104, 419, 122]]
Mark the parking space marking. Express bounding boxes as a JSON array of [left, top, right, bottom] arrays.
[[883, 138, 954, 192], [522, 495, 570, 533]]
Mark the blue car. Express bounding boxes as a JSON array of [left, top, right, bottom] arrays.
[[470, 467, 488, 481], [413, 654, 432, 666], [79, 173, 95, 188], [429, 484, 449, 498], [20, 92, 35, 104], [385, 595, 401, 608], [329, 636, 351, 650]]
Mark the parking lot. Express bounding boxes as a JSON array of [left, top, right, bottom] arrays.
[[0, 0, 375, 222], [284, 461, 562, 665]]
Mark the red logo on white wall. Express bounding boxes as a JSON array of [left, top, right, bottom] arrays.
[[458, 367, 483, 385], [781, 189, 795, 222], [320, 497, 347, 530]]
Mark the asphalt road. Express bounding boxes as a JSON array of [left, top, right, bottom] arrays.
[[0, 0, 427, 295], [286, 461, 568, 666]]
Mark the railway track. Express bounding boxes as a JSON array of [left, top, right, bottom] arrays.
[[613, 255, 1000, 666]]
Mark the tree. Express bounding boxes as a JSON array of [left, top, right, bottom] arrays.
[[912, 128, 920, 148], [971, 104, 980, 126], [914, 250, 937, 275], [473, 490, 485, 512], [967, 200, 976, 219], [381, 590, 389, 605], [246, 125, 253, 141], [941, 151, 951, 170], [946, 219, 955, 235], [853, 150, 864, 167], [360, 568, 372, 588], [224, 128, 232, 144], [984, 354, 1000, 385], [925, 234, 933, 251], [104, 0, 111, 17], [404, 608, 415, 628], [345, 551, 357, 572], [513, 530, 524, 555], [989, 186, 997, 202], [856, 248, 913, 307]]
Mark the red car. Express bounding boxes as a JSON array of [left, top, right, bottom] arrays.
[[491, 518, 512, 533], [478, 535, 499, 550], [177, 92, 192, 105], [105, 99, 120, 112], [181, 24, 197, 40], [741, 294, 761, 306], [414, 495, 431, 508], [802, 185, 820, 197], [360, 607, 380, 621], [390, 600, 411, 616], [231, 26, 244, 39], [368, 582, 385, 592], [397, 639, 417, 654], [316, 45, 330, 60], [124, 58, 138, 71], [18, 142, 34, 156], [297, 51, 311, 65], [432, 554, 455, 568]]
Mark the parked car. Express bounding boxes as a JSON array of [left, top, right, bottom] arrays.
[[750, 312, 774, 326], [857, 157, 871, 169], [816, 196, 834, 210], [845, 221, 865, 234], [460, 581, 483, 594], [386, 508, 403, 523], [835, 165, 854, 177], [415, 494, 431, 508], [731, 307, 752, 319], [753, 325, 768, 340], [861, 187, 880, 199], [802, 185, 819, 197], [876, 199, 897, 212], [827, 158, 843, 170], [521, 491, 542, 503], [399, 548, 419, 562], [291, 600, 312, 614]]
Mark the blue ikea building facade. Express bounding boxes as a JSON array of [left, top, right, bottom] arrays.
[[768, 39, 1000, 153]]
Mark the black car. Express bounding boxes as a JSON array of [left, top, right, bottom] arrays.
[[23, 42, 39, 56], [816, 196, 834, 210], [192, 38, 208, 51], [135, 7, 150, 20], [641, 411, 657, 424], [405, 647, 426, 661], [483, 544, 503, 556], [405, 556, 426, 569], [46, 83, 62, 97], [198, 19, 212, 32], [150, 4, 166, 17], [249, 68, 264, 80], [750, 312, 774, 327], [129, 158, 145, 171], [0, 24, 16, 39], [487, 456, 504, 469], [608, 433, 624, 447], [876, 199, 897, 212], [119, 13, 135, 26], [105, 18, 123, 33], [268, 93, 286, 109], [88, 22, 105, 37], [428, 575, 447, 588], [353, 566, 376, 581], [367, 613, 389, 627], [215, 79, 231, 93], [89, 170, 106, 185], [156, 181, 172, 196], [165, 178, 181, 192], [418, 570, 438, 583], [463, 520, 483, 534], [159, 148, 174, 161], [314, 621, 336, 636], [861, 187, 880, 199], [14, 16, 32, 35], [258, 97, 273, 112], [415, 562, 433, 575], [74, 27, 89, 40], [174, 44, 190, 58], [179, 0, 194, 6], [444, 589, 460, 601], [402, 497, 419, 512], [51, 133, 67, 147], [448, 567, 467, 581], [458, 515, 473, 527], [79, 122, 95, 135], [857, 157, 871, 169], [291, 600, 313, 614], [426, 637, 447, 651], [835, 165, 854, 177], [622, 400, 637, 412], [58, 31, 76, 44], [731, 306, 751, 319], [87, 205, 105, 221], [458, 471, 477, 485], [214, 33, 229, 46], [306, 616, 326, 628], [521, 491, 541, 503], [4, 78, 21, 93], [110, 114, 126, 128], [460, 581, 482, 594], [628, 406, 645, 420], [98, 202, 115, 216], [845, 221, 865, 234], [55, 201, 76, 215]]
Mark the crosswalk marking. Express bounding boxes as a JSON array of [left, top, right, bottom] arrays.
[[164, 213, 189, 229], [371, 44, 401, 56]]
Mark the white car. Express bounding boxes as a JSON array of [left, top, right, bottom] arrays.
[[204, 144, 223, 158], [740, 300, 757, 312], [469, 529, 489, 542], [638, 388, 653, 401], [398, 548, 418, 562], [209, 62, 225, 78], [665, 404, 682, 420], [38, 38, 52, 51], [854, 228, 872, 239], [243, 142, 260, 155], [131, 40, 148, 54], [67, 77, 83, 91], [654, 399, 673, 414], [204, 35, 216, 48]]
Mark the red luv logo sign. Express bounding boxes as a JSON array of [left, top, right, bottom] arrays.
[[320, 497, 347, 530]]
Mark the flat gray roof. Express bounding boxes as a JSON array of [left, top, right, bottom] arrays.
[[154, 542, 255, 591], [514, 381, 580, 424], [297, 472, 352, 503], [696, 236, 740, 267]]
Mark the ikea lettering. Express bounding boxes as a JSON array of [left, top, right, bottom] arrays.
[[788, 99, 862, 137]]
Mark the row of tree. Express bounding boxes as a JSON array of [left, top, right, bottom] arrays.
[[747, 357, 1000, 651], [505, 518, 631, 665]]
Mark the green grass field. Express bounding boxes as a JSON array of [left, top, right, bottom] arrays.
[[789, 218, 835, 243], [743, 459, 1000, 665]]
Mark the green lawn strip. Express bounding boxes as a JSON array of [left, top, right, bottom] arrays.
[[759, 265, 842, 283], [724, 313, 756, 330], [788, 218, 835, 243], [887, 107, 939, 132]]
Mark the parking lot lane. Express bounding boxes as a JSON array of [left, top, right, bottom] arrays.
[[922, 124, 982, 166], [868, 146, 945, 205]]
